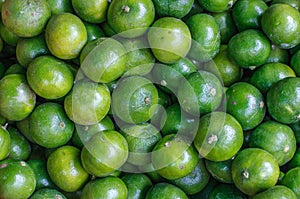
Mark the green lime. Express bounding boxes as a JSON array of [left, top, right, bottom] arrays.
[[267, 44, 289, 64], [0, 20, 19, 46], [266, 77, 300, 124], [250, 62, 296, 94], [46, 0, 73, 15], [152, 0, 194, 18], [232, 148, 280, 196], [291, 50, 300, 76], [1, 0, 51, 37], [252, 185, 297, 199], [145, 182, 188, 199], [194, 112, 243, 161], [186, 14, 220, 62], [81, 130, 128, 177], [30, 102, 74, 148], [107, 0, 155, 38], [111, 76, 158, 124], [272, 0, 300, 10], [205, 157, 234, 183], [80, 37, 126, 83], [281, 167, 300, 198], [152, 134, 199, 180], [27, 55, 74, 99], [16, 117, 35, 143], [0, 125, 10, 161], [261, 4, 300, 49], [208, 184, 247, 199], [0, 74, 36, 121], [226, 82, 266, 130], [169, 159, 210, 195], [4, 63, 26, 76], [177, 71, 223, 116], [228, 29, 271, 69], [47, 145, 89, 192], [148, 17, 191, 64], [81, 176, 128, 199], [198, 0, 236, 12], [84, 22, 105, 42], [0, 161, 36, 199], [64, 79, 111, 125], [72, 0, 108, 23], [288, 148, 300, 169], [30, 188, 67, 199], [232, 0, 268, 31], [122, 173, 153, 199], [45, 13, 87, 59]]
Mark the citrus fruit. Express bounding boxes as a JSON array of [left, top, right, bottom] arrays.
[[46, 0, 73, 15], [148, 17, 191, 64], [0, 125, 10, 161], [228, 29, 271, 69], [0, 74, 36, 121], [1, 0, 51, 37], [81, 130, 128, 177], [80, 37, 126, 83], [0, 161, 36, 199], [81, 176, 128, 199], [226, 82, 266, 130], [232, 148, 280, 196], [27, 55, 74, 99], [64, 79, 111, 125], [291, 49, 300, 76], [266, 77, 300, 124], [152, 0, 194, 19], [145, 182, 188, 199], [107, 0, 155, 38], [208, 184, 247, 199], [252, 185, 297, 199], [186, 14, 221, 62], [72, 0, 108, 23], [281, 167, 300, 198], [45, 13, 87, 59], [111, 76, 158, 124], [152, 134, 199, 180], [30, 188, 67, 199], [205, 157, 234, 183], [194, 112, 243, 162], [7, 126, 31, 160], [122, 173, 153, 199], [0, 20, 19, 46], [47, 145, 89, 192], [267, 44, 289, 64], [261, 4, 300, 49], [84, 22, 105, 42]]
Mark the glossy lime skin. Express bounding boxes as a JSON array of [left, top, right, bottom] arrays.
[[121, 123, 162, 166], [288, 148, 300, 169], [291, 50, 300, 76], [281, 167, 300, 198], [205, 157, 233, 183], [169, 159, 210, 195], [81, 130, 128, 177], [152, 58, 197, 92], [4, 63, 26, 76], [267, 44, 289, 64], [267, 77, 300, 124], [16, 117, 35, 143], [0, 161, 36, 199], [252, 185, 297, 199], [47, 146, 89, 192], [7, 126, 31, 160], [30, 102, 74, 148], [261, 4, 300, 49], [272, 0, 300, 10], [27, 55, 74, 99], [203, 45, 242, 87], [80, 37, 126, 83], [152, 0, 194, 18], [146, 183, 188, 199], [198, 0, 236, 12], [212, 12, 237, 44], [232, 0, 268, 31], [72, 115, 115, 148], [250, 62, 295, 94], [0, 20, 19, 46], [84, 22, 105, 42], [30, 188, 67, 199], [208, 184, 247, 199], [1, 0, 51, 37], [64, 79, 111, 125], [72, 0, 108, 23], [0, 125, 10, 161], [228, 29, 271, 69], [45, 13, 87, 59], [111, 76, 158, 124], [186, 14, 221, 62], [232, 148, 280, 196], [194, 112, 243, 162], [226, 82, 266, 130], [249, 121, 296, 166], [81, 176, 128, 199], [16, 34, 50, 67], [0, 74, 36, 121], [178, 71, 223, 116], [148, 17, 191, 64], [107, 0, 155, 38], [152, 134, 199, 180], [27, 159, 55, 190], [46, 0, 73, 15], [122, 173, 153, 199]]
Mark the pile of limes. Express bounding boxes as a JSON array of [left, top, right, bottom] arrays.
[[0, 0, 300, 198]]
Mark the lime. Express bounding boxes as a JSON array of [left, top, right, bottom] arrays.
[[122, 173, 153, 199], [205, 157, 234, 183], [0, 20, 19, 46], [198, 0, 237, 12], [46, 0, 73, 15], [72, 0, 108, 23], [281, 167, 300, 198], [0, 125, 10, 161], [152, 0, 194, 18], [252, 185, 297, 199], [208, 184, 247, 199], [145, 183, 188, 199], [30, 188, 67, 199]]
